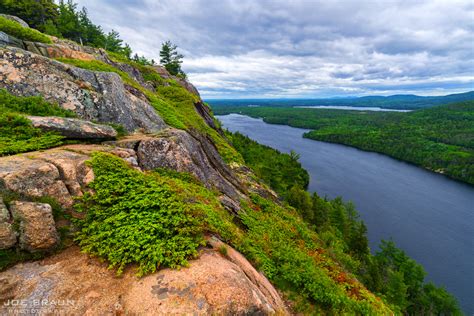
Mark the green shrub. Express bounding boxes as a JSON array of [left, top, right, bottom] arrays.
[[0, 16, 51, 43], [0, 112, 64, 155], [74, 152, 208, 276], [237, 194, 389, 314], [0, 89, 75, 156], [218, 245, 228, 257], [0, 89, 75, 117]]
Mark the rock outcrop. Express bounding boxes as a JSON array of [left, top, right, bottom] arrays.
[[28, 116, 117, 139], [0, 198, 16, 249], [151, 65, 200, 96], [9, 201, 59, 252], [0, 244, 287, 315], [0, 28, 288, 314], [0, 47, 167, 133], [112, 129, 245, 200], [0, 155, 74, 208]]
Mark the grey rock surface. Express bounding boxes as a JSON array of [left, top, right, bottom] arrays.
[[0, 47, 167, 133], [28, 116, 117, 139]]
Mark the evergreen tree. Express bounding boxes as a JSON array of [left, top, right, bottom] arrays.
[[159, 40, 185, 76], [104, 30, 123, 52], [0, 0, 58, 32], [56, 0, 81, 42]]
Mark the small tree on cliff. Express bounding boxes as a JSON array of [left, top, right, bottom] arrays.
[[159, 40, 185, 77]]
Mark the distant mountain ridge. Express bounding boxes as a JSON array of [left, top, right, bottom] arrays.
[[207, 91, 474, 110]]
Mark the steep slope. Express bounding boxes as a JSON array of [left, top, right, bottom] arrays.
[[0, 16, 396, 314]]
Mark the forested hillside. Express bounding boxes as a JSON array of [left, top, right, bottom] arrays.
[[227, 132, 461, 314], [208, 91, 474, 110], [214, 101, 474, 184]]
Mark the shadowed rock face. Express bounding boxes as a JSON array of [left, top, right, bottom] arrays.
[[28, 116, 117, 140], [0, 47, 167, 133], [110, 129, 246, 200]]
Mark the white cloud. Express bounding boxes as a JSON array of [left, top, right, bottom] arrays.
[[75, 0, 474, 98]]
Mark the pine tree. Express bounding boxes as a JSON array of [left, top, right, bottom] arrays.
[[159, 40, 185, 77]]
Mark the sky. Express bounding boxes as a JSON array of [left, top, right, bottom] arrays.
[[75, 0, 474, 99]]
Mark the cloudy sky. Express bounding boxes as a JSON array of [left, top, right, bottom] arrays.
[[76, 0, 474, 99]]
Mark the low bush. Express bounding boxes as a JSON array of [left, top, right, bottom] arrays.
[[0, 89, 74, 117], [75, 153, 209, 276], [0, 112, 64, 155], [0, 16, 51, 43], [0, 89, 75, 155]]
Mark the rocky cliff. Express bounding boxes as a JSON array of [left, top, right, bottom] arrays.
[[0, 15, 392, 315], [0, 17, 288, 315]]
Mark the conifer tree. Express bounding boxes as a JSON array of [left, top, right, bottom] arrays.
[[159, 40, 185, 77]]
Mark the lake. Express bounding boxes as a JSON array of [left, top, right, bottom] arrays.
[[217, 113, 474, 314], [293, 105, 412, 112]]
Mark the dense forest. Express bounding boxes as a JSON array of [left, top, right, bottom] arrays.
[[214, 101, 474, 184], [208, 91, 474, 110], [227, 131, 461, 315]]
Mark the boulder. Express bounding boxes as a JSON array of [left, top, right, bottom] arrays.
[[0, 246, 287, 315], [207, 237, 286, 311], [0, 197, 17, 249], [133, 129, 245, 200], [124, 251, 285, 314], [31, 150, 93, 197], [0, 47, 167, 133], [27, 116, 117, 140], [9, 201, 59, 252], [0, 156, 73, 207], [0, 14, 29, 28]]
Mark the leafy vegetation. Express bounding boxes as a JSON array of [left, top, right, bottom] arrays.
[[74, 152, 207, 276], [0, 15, 52, 43], [0, 89, 75, 155], [75, 152, 391, 313], [214, 101, 474, 184], [226, 130, 461, 314], [0, 89, 75, 117], [227, 131, 309, 196], [0, 0, 155, 62]]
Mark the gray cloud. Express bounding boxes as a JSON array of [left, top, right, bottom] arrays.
[[76, 0, 474, 98]]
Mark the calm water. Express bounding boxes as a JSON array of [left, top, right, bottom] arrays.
[[293, 105, 412, 112], [217, 113, 474, 314]]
